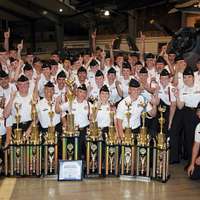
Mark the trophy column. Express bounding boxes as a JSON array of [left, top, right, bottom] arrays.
[[136, 105, 151, 181], [86, 103, 103, 178], [61, 78, 80, 161], [105, 111, 119, 176], [152, 106, 170, 183], [5, 103, 25, 176], [26, 100, 42, 176], [120, 102, 136, 178], [44, 102, 58, 176]]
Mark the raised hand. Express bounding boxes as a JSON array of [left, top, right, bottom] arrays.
[[4, 28, 10, 39]]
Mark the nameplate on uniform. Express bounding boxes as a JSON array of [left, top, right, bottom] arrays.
[[58, 160, 83, 181]]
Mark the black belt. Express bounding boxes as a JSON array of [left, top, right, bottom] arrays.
[[13, 120, 32, 127], [184, 106, 196, 111]]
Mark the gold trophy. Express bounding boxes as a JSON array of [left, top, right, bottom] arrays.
[[26, 100, 41, 176], [86, 102, 103, 177], [44, 101, 58, 175], [13, 103, 23, 145], [120, 101, 135, 177], [62, 78, 80, 160], [105, 111, 119, 176], [136, 103, 151, 180], [152, 106, 170, 182]]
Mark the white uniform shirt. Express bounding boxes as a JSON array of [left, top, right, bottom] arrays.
[[11, 90, 33, 123], [194, 71, 200, 85], [37, 74, 53, 98], [0, 108, 6, 135], [179, 83, 200, 108], [105, 81, 121, 104], [96, 103, 110, 128], [61, 99, 90, 128], [195, 123, 200, 143], [0, 83, 17, 127], [118, 76, 132, 98], [36, 98, 61, 128], [158, 83, 176, 105], [116, 95, 152, 129]]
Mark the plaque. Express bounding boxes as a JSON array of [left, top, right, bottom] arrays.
[[58, 160, 83, 181]]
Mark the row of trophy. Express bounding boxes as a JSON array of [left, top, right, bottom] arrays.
[[84, 101, 170, 183], [2, 78, 170, 182], [4, 100, 58, 176]]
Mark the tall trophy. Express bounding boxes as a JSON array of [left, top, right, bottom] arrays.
[[105, 111, 119, 176], [152, 106, 170, 182], [25, 100, 42, 176], [136, 103, 151, 181], [86, 102, 103, 177], [5, 103, 25, 176], [120, 101, 136, 178], [44, 101, 58, 175], [62, 78, 80, 160]]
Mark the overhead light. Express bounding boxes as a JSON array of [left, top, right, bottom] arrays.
[[104, 10, 110, 16], [42, 10, 48, 15], [59, 8, 63, 13]]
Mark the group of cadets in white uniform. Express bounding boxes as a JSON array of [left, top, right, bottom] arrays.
[[1, 31, 200, 179]]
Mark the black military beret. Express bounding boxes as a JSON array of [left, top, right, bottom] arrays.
[[95, 70, 104, 77], [129, 78, 140, 88], [160, 69, 170, 76], [23, 63, 33, 71], [77, 66, 87, 74], [77, 84, 87, 91], [183, 67, 194, 76], [175, 55, 184, 62], [145, 53, 155, 60], [0, 70, 8, 78], [100, 85, 109, 93], [42, 61, 51, 69], [122, 61, 131, 70], [105, 52, 110, 59], [139, 67, 148, 74], [156, 56, 166, 64], [107, 67, 116, 74], [168, 49, 176, 55], [57, 70, 66, 79], [49, 59, 58, 66], [17, 75, 29, 82], [90, 59, 99, 67], [44, 81, 54, 88], [135, 61, 143, 66]]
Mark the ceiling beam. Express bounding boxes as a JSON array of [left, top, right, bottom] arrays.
[[0, 5, 34, 21], [9, 0, 61, 24]]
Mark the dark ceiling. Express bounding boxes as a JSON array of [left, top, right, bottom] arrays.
[[0, 0, 182, 22]]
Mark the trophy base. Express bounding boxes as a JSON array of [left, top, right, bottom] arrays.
[[84, 173, 104, 179], [43, 174, 58, 180], [152, 175, 170, 183], [120, 175, 151, 182]]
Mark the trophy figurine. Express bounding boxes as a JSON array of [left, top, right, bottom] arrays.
[[44, 101, 58, 175], [152, 106, 170, 182], [105, 111, 119, 176], [136, 102, 151, 180], [62, 78, 80, 160], [120, 101, 135, 177], [86, 102, 103, 177]]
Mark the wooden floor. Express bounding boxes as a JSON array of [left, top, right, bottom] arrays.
[[0, 163, 200, 200]]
